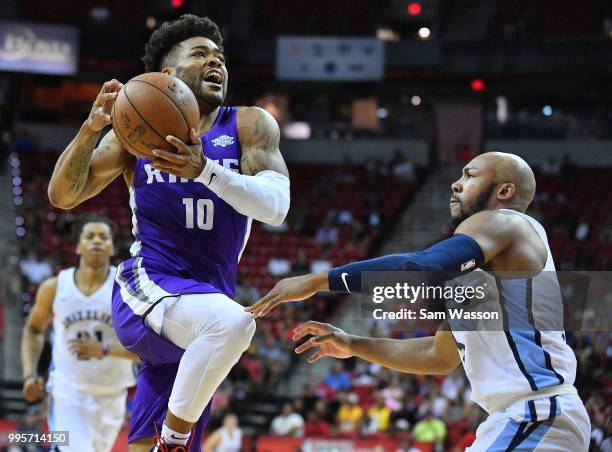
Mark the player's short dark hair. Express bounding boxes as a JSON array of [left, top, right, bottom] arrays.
[[72, 214, 116, 243], [143, 14, 224, 73]]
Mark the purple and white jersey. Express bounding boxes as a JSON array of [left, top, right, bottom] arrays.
[[115, 106, 251, 317]]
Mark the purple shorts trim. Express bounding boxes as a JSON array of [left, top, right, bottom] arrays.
[[111, 283, 211, 448]]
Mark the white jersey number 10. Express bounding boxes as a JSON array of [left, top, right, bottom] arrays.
[[183, 198, 214, 230]]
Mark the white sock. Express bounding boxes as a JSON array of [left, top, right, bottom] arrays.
[[161, 422, 190, 446]]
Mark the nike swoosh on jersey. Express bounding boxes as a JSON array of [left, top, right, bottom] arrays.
[[208, 172, 217, 185]]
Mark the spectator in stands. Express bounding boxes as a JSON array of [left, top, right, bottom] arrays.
[[234, 277, 261, 306], [324, 362, 352, 391], [336, 208, 354, 226], [367, 210, 382, 231], [599, 422, 612, 452], [337, 392, 363, 434], [310, 249, 332, 274], [270, 402, 305, 437], [289, 199, 316, 235], [315, 219, 339, 248], [267, 251, 292, 277], [574, 218, 590, 241], [203, 413, 242, 452], [353, 362, 377, 386], [366, 392, 392, 433], [257, 333, 288, 367], [427, 386, 449, 420], [412, 411, 447, 449], [440, 368, 465, 402], [541, 156, 561, 176], [291, 248, 310, 275], [19, 250, 52, 285], [380, 374, 404, 411], [304, 411, 330, 437], [391, 151, 416, 182]]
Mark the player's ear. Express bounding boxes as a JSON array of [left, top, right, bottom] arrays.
[[497, 183, 516, 201], [161, 67, 175, 76]]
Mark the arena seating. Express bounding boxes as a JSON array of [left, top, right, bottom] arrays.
[[532, 167, 612, 269]]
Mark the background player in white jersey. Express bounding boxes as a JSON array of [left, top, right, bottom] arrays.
[[248, 152, 591, 451], [202, 414, 242, 452], [21, 216, 139, 452]]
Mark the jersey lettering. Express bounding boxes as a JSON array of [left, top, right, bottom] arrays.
[[143, 159, 240, 185]]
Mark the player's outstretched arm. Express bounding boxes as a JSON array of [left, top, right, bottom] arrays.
[[21, 277, 56, 402], [48, 79, 134, 209], [293, 321, 460, 375], [247, 210, 519, 318]]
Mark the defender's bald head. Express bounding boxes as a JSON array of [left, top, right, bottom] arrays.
[[471, 152, 536, 211]]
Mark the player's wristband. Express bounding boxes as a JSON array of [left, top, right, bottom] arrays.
[[23, 373, 38, 383]]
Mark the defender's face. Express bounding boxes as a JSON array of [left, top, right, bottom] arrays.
[[171, 36, 228, 108], [76, 223, 114, 266], [450, 159, 496, 226]]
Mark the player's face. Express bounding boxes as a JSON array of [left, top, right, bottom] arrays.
[[171, 36, 228, 109], [76, 223, 114, 266], [224, 415, 237, 429], [449, 160, 498, 227]]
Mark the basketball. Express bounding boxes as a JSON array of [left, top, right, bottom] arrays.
[[112, 72, 200, 159]]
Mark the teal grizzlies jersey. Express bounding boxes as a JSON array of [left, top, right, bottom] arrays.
[[450, 210, 577, 414]]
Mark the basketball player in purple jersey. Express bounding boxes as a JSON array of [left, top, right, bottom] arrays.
[[47, 15, 290, 452]]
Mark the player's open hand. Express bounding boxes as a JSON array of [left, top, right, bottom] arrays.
[[68, 338, 103, 360], [245, 271, 329, 318], [293, 321, 354, 363], [151, 128, 206, 179], [86, 79, 123, 132], [22, 375, 45, 403]]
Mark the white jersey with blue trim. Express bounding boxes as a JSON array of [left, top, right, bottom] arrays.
[[451, 209, 577, 414], [48, 266, 135, 395]]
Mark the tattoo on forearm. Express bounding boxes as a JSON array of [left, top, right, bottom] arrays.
[[65, 147, 91, 194], [64, 137, 102, 194]]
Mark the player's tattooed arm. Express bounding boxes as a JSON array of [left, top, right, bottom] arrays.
[[49, 79, 132, 209], [49, 129, 133, 209], [237, 106, 289, 177]]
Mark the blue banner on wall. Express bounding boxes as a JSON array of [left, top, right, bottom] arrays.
[[0, 22, 79, 75]]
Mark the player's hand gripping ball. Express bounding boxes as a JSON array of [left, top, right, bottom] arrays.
[[86, 79, 123, 133]]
